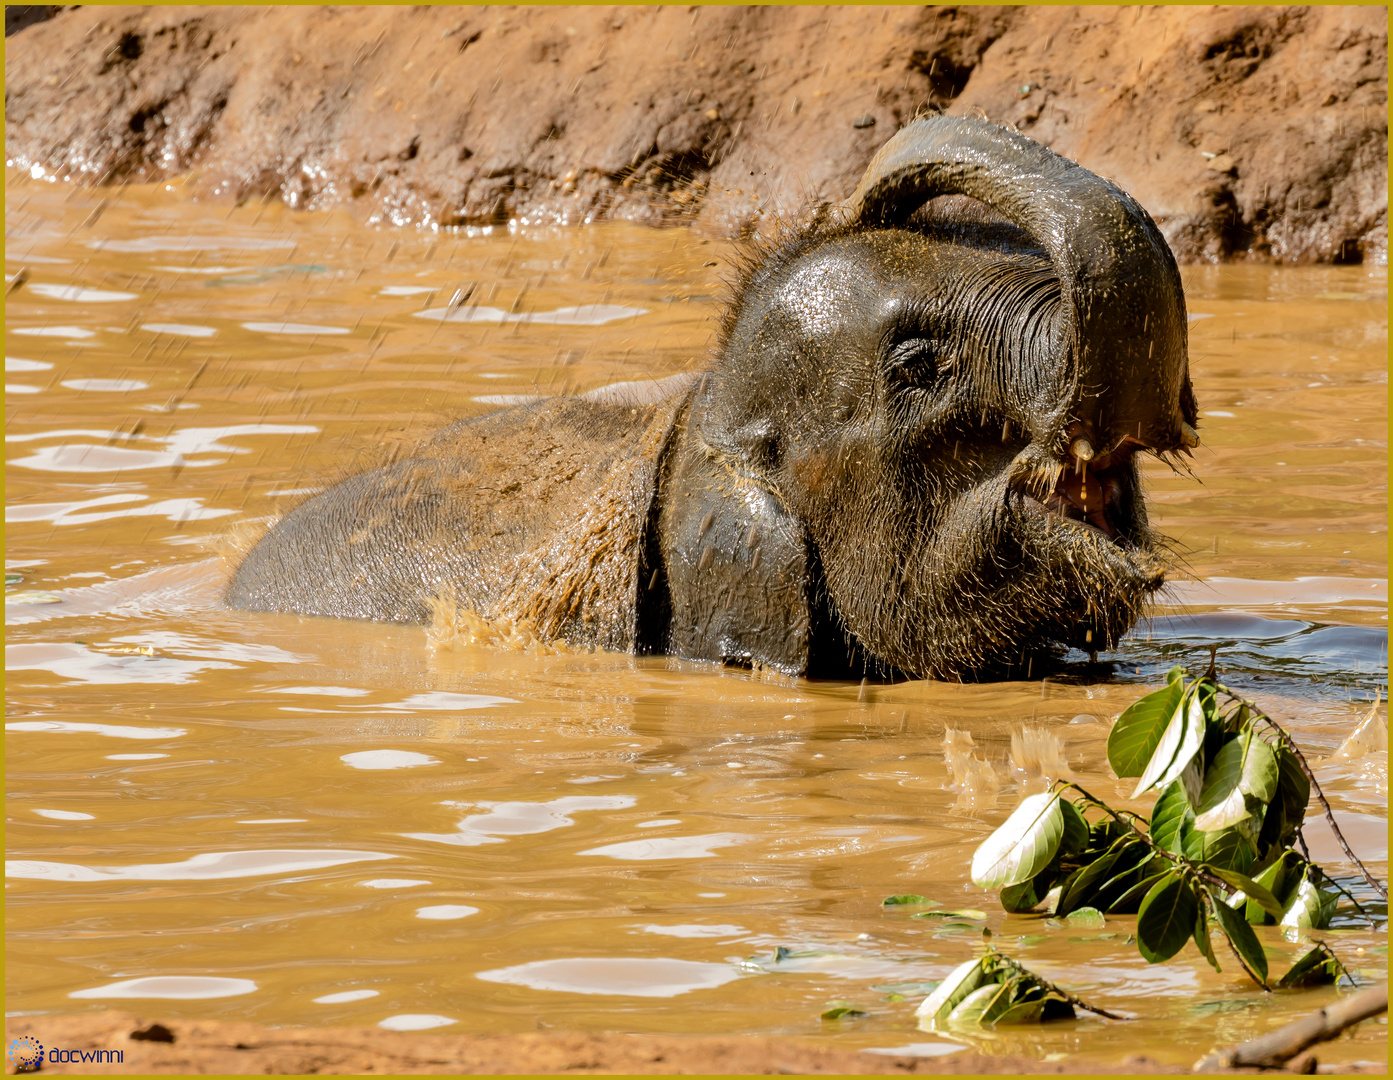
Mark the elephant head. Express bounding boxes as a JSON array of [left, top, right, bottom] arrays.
[[228, 115, 1197, 683], [673, 115, 1198, 679]]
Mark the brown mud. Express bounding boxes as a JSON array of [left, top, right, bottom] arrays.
[[11, 1009, 1386, 1076], [4, 5, 1387, 262]]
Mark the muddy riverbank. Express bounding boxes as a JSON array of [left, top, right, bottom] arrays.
[[4, 5, 1387, 262]]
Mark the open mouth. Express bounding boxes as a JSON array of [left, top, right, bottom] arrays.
[[1013, 435, 1144, 545]]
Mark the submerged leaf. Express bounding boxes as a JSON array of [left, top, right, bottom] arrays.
[[1277, 944, 1341, 988], [1108, 680, 1183, 777], [882, 894, 936, 907], [971, 792, 1065, 890], [1137, 872, 1199, 964]]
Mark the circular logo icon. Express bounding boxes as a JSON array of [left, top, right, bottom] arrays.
[[8, 1036, 44, 1071]]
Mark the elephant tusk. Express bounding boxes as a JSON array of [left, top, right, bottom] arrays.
[[1180, 421, 1200, 448]]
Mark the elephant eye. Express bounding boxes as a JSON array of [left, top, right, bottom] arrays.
[[886, 336, 944, 389]]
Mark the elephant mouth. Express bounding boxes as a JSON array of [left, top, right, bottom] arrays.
[[1041, 463, 1124, 540], [1012, 441, 1146, 547]]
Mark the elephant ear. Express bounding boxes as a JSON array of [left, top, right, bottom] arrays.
[[838, 115, 1195, 450]]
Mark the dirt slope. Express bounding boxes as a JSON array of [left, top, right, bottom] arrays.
[[4, 5, 1386, 262]]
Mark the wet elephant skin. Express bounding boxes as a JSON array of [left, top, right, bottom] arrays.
[[227, 116, 1199, 681]]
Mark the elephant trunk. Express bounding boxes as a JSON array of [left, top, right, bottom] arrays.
[[838, 116, 1195, 460]]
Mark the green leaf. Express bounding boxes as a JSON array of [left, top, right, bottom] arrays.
[[912, 908, 988, 921], [1276, 748, 1311, 830], [882, 894, 936, 907], [1136, 872, 1200, 963], [1107, 868, 1169, 913], [1166, 665, 1186, 684], [1092, 843, 1161, 911], [1277, 944, 1341, 988], [1133, 684, 1204, 799], [1063, 906, 1105, 928], [1193, 734, 1252, 831], [999, 877, 1048, 913], [1279, 875, 1337, 930], [994, 997, 1045, 1025], [1193, 894, 1222, 972], [1054, 850, 1120, 917], [1149, 780, 1195, 853], [1249, 851, 1303, 923], [1108, 680, 1183, 777], [1194, 729, 1279, 832], [1209, 885, 1269, 983], [1059, 797, 1090, 854], [970, 792, 1065, 889], [821, 1003, 867, 1020], [913, 958, 987, 1021], [1211, 868, 1285, 920], [947, 981, 1012, 1026], [1183, 824, 1256, 873]]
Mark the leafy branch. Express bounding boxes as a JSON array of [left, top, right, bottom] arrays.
[[966, 665, 1385, 994]]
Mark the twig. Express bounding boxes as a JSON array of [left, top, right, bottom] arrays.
[[1193, 983, 1387, 1070], [986, 950, 1127, 1020], [1055, 782, 1237, 898], [1228, 691, 1388, 901]]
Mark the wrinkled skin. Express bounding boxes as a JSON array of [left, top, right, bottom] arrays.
[[228, 117, 1199, 681]]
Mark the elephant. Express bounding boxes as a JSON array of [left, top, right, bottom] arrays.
[[227, 115, 1199, 681]]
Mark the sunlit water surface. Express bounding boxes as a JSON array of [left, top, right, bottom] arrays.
[[5, 173, 1387, 1067]]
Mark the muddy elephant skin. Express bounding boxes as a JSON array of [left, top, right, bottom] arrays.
[[227, 116, 1199, 681]]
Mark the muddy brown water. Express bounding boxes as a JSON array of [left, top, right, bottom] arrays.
[[5, 173, 1387, 1068]]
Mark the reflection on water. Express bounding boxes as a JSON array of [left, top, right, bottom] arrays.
[[4, 171, 1386, 1066]]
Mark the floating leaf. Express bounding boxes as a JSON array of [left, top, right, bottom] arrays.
[[1133, 685, 1204, 799], [1277, 944, 1341, 988], [1149, 780, 1195, 853], [1136, 872, 1199, 963], [913, 908, 988, 921], [821, 1003, 867, 1020], [1209, 885, 1269, 983], [1211, 868, 1285, 920], [970, 792, 1065, 890], [1108, 680, 1183, 777], [1063, 906, 1105, 928], [5, 591, 63, 605], [914, 958, 987, 1020], [882, 894, 936, 907]]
